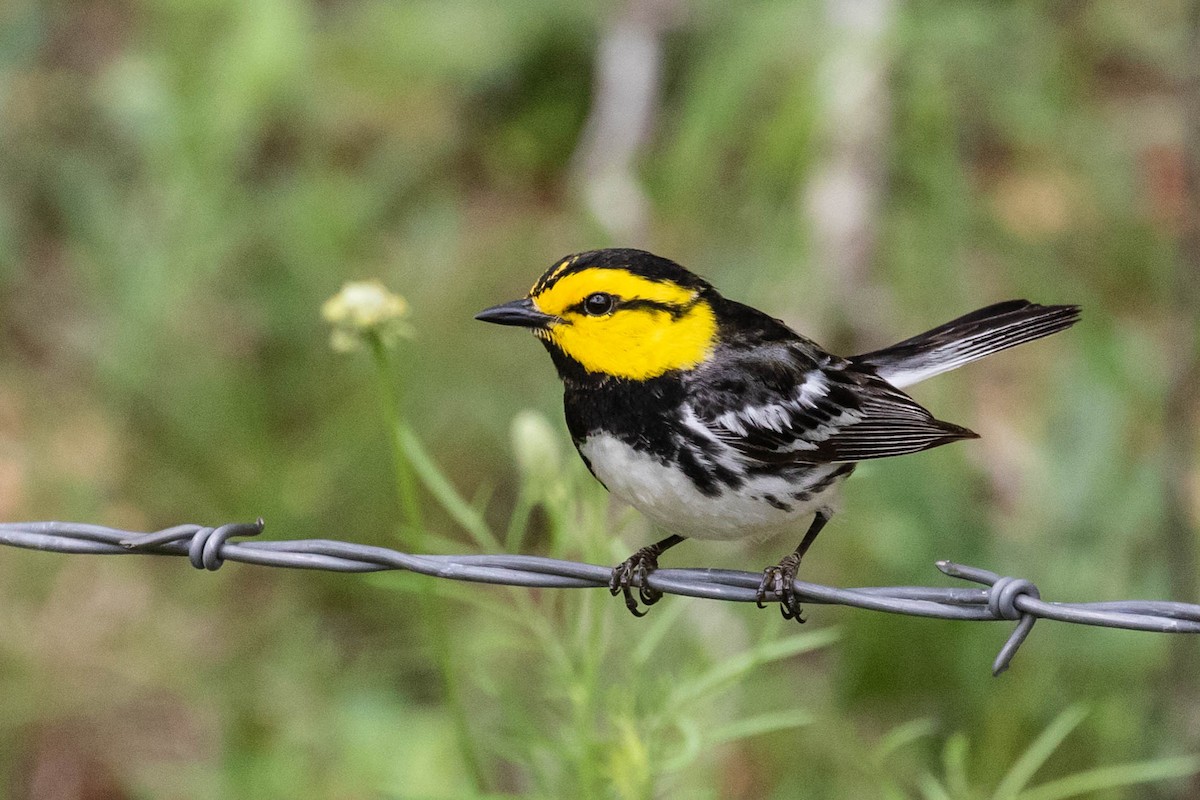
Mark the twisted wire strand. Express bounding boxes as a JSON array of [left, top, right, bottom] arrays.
[[2, 520, 1198, 676]]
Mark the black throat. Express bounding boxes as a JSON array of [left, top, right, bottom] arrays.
[[539, 336, 604, 390], [557, 358, 684, 444]]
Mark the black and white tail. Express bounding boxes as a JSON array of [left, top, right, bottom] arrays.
[[850, 300, 1081, 389]]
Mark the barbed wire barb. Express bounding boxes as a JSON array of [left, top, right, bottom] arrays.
[[3, 520, 1199, 676]]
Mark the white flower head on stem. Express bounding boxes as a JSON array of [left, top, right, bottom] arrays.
[[322, 280, 412, 352]]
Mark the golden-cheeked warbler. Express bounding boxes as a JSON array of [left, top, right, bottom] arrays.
[[477, 249, 1079, 621]]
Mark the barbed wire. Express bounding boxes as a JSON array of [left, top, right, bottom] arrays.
[[2, 519, 1198, 676]]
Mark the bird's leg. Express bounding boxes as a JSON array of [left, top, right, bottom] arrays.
[[756, 510, 830, 622], [609, 534, 686, 617]]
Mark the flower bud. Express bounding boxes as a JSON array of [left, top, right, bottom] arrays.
[[510, 410, 562, 490]]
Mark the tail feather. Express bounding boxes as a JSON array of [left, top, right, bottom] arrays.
[[851, 300, 1080, 389]]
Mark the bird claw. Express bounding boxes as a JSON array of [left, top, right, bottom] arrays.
[[756, 552, 805, 623], [609, 547, 665, 617]]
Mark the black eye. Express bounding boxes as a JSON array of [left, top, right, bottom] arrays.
[[583, 292, 615, 316]]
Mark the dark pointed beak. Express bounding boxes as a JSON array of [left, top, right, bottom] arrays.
[[475, 297, 556, 329]]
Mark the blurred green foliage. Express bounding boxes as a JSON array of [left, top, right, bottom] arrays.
[[1, 0, 1198, 797]]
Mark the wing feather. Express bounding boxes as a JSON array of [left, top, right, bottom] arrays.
[[687, 345, 976, 465]]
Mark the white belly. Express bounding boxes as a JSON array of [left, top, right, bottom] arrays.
[[579, 434, 843, 542]]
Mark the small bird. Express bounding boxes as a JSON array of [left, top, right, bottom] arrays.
[[477, 249, 1079, 620]]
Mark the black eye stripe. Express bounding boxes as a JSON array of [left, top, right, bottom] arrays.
[[620, 297, 699, 319], [566, 295, 701, 318]]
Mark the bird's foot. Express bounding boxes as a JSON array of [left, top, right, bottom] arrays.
[[609, 546, 666, 617], [756, 552, 805, 622]]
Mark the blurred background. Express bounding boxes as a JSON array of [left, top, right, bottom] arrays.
[[1, 0, 1198, 797]]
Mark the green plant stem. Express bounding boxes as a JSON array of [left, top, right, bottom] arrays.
[[368, 333, 486, 791], [396, 423, 502, 551], [369, 335, 424, 547], [572, 596, 604, 796]]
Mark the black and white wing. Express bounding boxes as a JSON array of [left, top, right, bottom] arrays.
[[685, 343, 976, 465]]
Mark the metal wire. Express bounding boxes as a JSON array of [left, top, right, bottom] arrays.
[[3, 519, 1198, 676]]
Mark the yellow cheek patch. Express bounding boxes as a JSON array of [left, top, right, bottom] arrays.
[[549, 305, 717, 380], [532, 268, 718, 380]]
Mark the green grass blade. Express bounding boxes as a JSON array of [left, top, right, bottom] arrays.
[[660, 718, 705, 774], [919, 773, 954, 800], [875, 718, 938, 764], [630, 598, 690, 666], [992, 705, 1088, 800], [706, 708, 816, 746], [503, 485, 536, 553], [397, 422, 501, 551], [942, 732, 971, 799], [1016, 756, 1200, 800], [668, 627, 840, 707]]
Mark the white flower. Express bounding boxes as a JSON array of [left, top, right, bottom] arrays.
[[321, 281, 412, 352]]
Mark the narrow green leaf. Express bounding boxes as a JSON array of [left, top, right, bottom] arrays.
[[1016, 756, 1200, 800], [668, 627, 840, 707], [706, 708, 816, 746], [630, 598, 689, 667], [398, 423, 501, 551], [875, 718, 938, 764], [659, 718, 705, 774], [942, 732, 971, 799], [992, 705, 1088, 800], [919, 773, 954, 800], [504, 485, 536, 553]]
